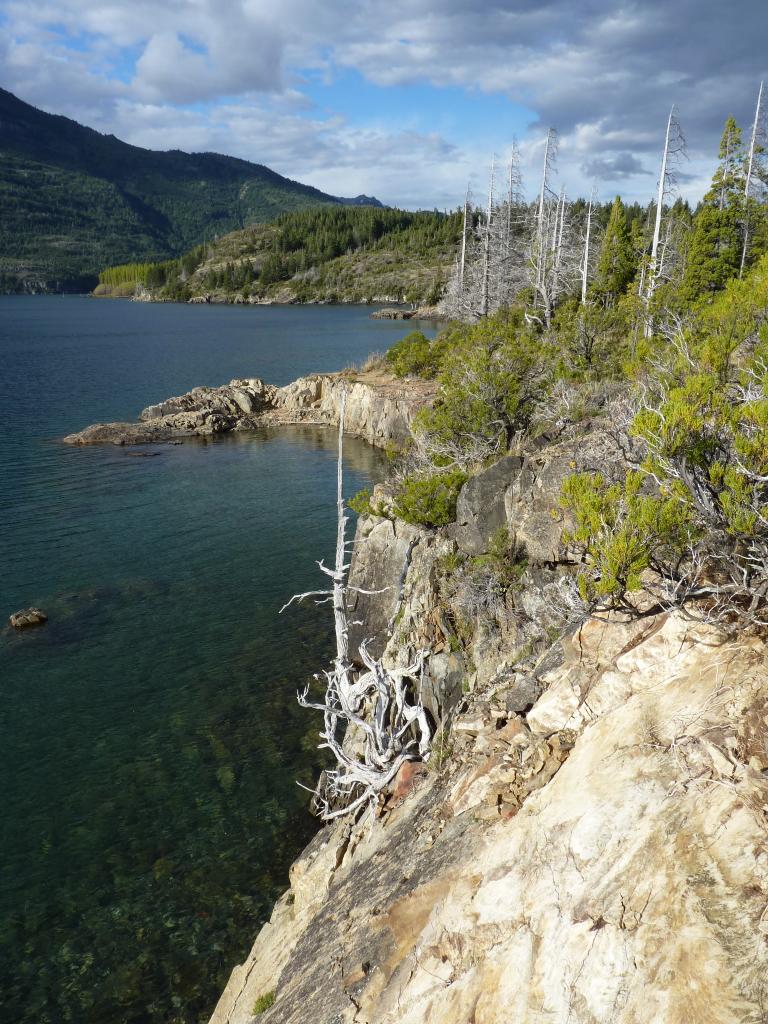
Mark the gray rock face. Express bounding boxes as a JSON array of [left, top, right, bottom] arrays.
[[64, 379, 276, 445], [346, 516, 423, 661], [420, 651, 465, 723], [453, 455, 523, 555], [211, 610, 768, 1024], [138, 379, 276, 422], [268, 373, 435, 449], [9, 608, 48, 629], [505, 432, 618, 562]]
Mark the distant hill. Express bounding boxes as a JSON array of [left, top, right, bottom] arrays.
[[0, 88, 381, 292], [96, 206, 462, 307]]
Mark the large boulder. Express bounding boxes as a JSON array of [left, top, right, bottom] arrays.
[[506, 431, 619, 562], [65, 379, 278, 445], [139, 378, 276, 421], [452, 455, 524, 555]]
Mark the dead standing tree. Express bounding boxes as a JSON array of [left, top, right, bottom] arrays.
[[741, 80, 766, 277], [642, 105, 687, 334], [525, 130, 582, 325], [442, 145, 529, 320], [282, 391, 432, 821]]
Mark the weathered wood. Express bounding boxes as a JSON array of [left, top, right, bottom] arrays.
[[286, 389, 432, 821]]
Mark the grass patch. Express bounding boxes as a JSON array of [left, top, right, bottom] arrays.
[[253, 991, 276, 1014]]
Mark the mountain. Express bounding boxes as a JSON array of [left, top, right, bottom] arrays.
[[0, 88, 382, 292]]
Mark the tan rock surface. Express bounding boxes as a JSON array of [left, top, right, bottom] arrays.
[[209, 611, 768, 1024]]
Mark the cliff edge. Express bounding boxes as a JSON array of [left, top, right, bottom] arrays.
[[208, 421, 768, 1024]]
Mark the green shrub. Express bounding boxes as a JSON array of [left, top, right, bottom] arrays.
[[413, 312, 550, 466], [385, 331, 435, 377], [348, 488, 376, 517], [557, 258, 768, 623], [427, 727, 454, 771], [393, 469, 468, 527], [252, 991, 275, 1014], [434, 549, 467, 578], [553, 298, 632, 377], [560, 471, 696, 605], [471, 527, 528, 588]]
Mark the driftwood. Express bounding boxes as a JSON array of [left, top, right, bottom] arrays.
[[282, 391, 432, 821]]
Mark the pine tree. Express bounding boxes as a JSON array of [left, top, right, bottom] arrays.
[[681, 117, 746, 300], [591, 196, 635, 305], [709, 117, 745, 210]]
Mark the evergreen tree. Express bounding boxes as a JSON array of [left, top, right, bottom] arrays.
[[681, 118, 746, 300], [591, 196, 635, 305], [709, 117, 745, 210]]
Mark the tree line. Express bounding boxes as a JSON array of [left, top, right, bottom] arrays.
[[445, 83, 767, 327]]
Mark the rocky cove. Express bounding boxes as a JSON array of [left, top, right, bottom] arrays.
[[63, 370, 436, 450], [66, 369, 768, 1024]]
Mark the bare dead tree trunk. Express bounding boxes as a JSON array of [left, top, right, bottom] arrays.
[[551, 186, 566, 305], [581, 186, 595, 305], [741, 80, 764, 277], [535, 130, 554, 297], [459, 185, 470, 293], [481, 156, 496, 317], [505, 161, 514, 258], [284, 392, 432, 822], [648, 107, 673, 307], [645, 106, 686, 336]]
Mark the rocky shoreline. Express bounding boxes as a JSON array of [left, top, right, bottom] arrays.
[[64, 364, 768, 1024], [206, 416, 768, 1024], [63, 370, 436, 450], [95, 287, 443, 322]]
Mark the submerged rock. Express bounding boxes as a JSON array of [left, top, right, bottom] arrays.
[[9, 608, 48, 630]]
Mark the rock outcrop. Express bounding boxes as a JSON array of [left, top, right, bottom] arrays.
[[208, 421, 768, 1024], [9, 607, 48, 630], [63, 372, 435, 450], [369, 305, 440, 321], [210, 607, 768, 1024]]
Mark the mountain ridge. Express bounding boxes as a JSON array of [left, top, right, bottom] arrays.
[[0, 88, 382, 292]]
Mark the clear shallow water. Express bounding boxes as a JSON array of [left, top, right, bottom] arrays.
[[0, 298, 423, 1024]]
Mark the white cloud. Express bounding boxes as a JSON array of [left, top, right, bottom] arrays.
[[0, 0, 766, 206]]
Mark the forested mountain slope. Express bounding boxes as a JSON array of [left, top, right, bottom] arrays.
[[0, 88, 380, 292], [96, 206, 463, 305]]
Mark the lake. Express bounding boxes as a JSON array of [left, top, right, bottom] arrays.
[[0, 297, 425, 1024]]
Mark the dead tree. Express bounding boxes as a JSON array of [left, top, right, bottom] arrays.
[[741, 80, 766, 277], [283, 392, 432, 821], [480, 156, 496, 316], [644, 106, 687, 334], [581, 185, 596, 305], [532, 128, 559, 313], [459, 184, 471, 292]]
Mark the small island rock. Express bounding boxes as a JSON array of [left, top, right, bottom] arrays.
[[9, 608, 48, 630]]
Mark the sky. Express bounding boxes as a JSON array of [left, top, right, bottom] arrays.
[[0, 0, 766, 210]]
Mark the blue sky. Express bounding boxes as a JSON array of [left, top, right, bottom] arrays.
[[0, 0, 766, 208], [299, 68, 536, 145]]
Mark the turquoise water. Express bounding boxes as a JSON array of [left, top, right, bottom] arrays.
[[0, 298, 420, 1024]]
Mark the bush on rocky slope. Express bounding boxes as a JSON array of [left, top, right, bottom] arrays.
[[379, 257, 768, 629]]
